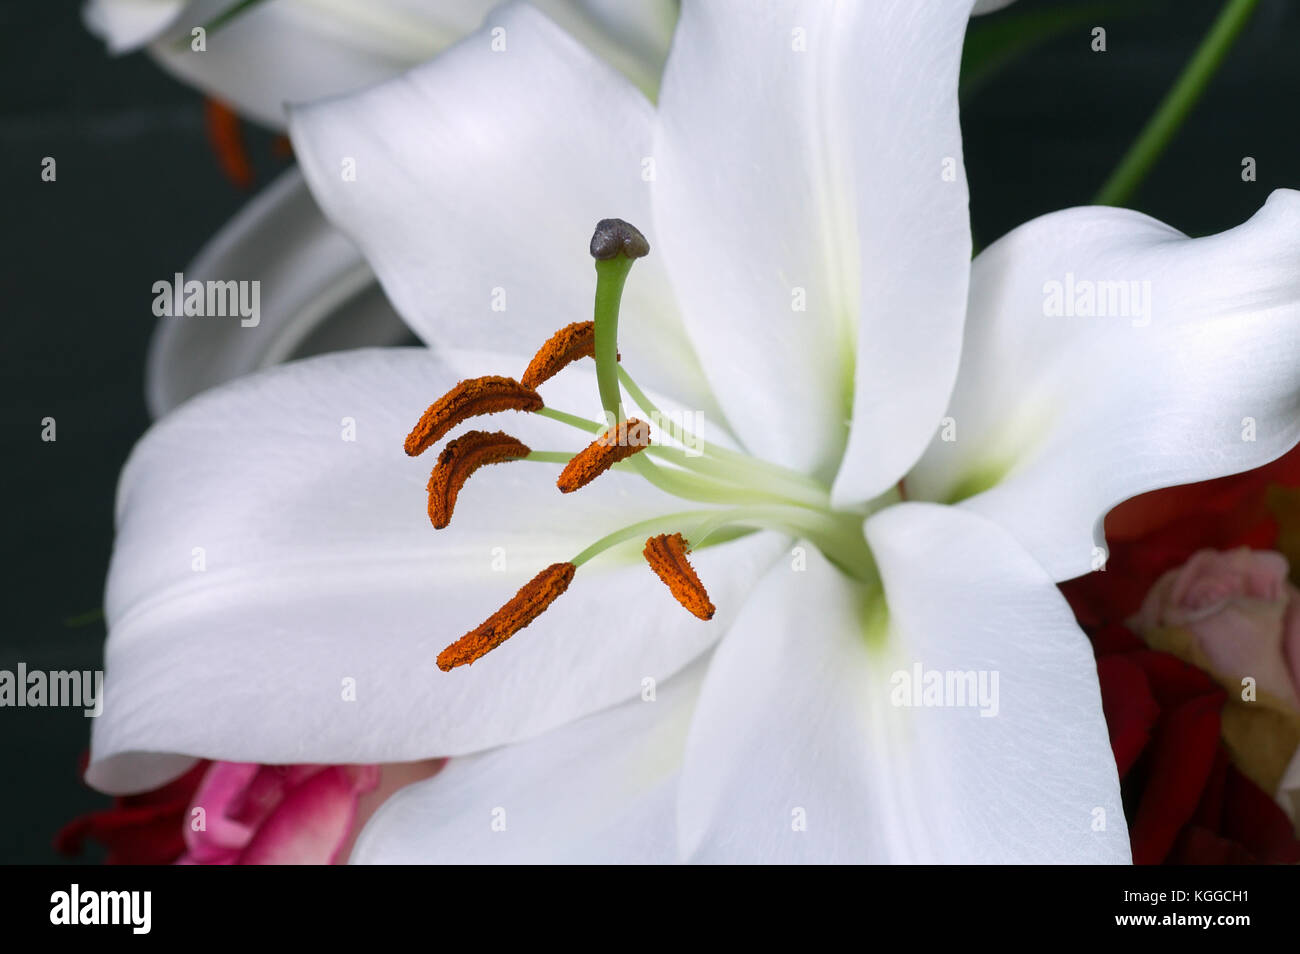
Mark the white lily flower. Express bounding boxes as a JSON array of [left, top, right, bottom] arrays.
[[109, 0, 674, 416], [124, 2, 1016, 415], [84, 0, 679, 125], [88, 0, 1300, 863]]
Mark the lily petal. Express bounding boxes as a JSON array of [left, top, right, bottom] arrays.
[[288, 2, 715, 414], [349, 658, 707, 863], [971, 0, 1018, 13], [652, 0, 974, 499], [907, 192, 1300, 581], [532, 0, 678, 98], [146, 168, 413, 417], [145, 0, 495, 128], [88, 347, 785, 794], [678, 504, 1129, 862], [84, 0, 190, 54], [89, 1, 676, 126]]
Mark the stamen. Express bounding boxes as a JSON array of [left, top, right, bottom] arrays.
[[556, 418, 651, 493], [643, 533, 715, 620], [520, 321, 619, 389], [404, 376, 542, 457], [426, 430, 530, 529], [436, 562, 576, 671]]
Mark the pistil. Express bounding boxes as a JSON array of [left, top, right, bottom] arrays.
[[408, 216, 882, 674], [589, 218, 649, 424]]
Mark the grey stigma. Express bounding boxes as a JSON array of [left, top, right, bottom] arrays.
[[589, 218, 650, 260]]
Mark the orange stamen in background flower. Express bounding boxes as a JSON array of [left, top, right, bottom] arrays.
[[203, 98, 253, 189], [521, 321, 618, 389], [643, 533, 715, 620], [436, 562, 576, 671], [556, 418, 650, 493], [404, 376, 542, 457], [426, 430, 530, 529]]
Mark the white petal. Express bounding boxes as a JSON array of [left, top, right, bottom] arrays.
[[84, 0, 190, 54], [88, 348, 785, 794], [146, 168, 413, 417], [146, 0, 494, 128], [288, 2, 715, 413], [907, 191, 1300, 581], [94, 1, 674, 126], [971, 0, 1018, 14], [652, 0, 974, 498], [525, 0, 677, 98], [678, 504, 1129, 863], [350, 657, 706, 863]]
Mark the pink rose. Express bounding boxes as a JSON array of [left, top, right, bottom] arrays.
[[1131, 548, 1300, 712], [180, 760, 443, 864], [1130, 548, 1300, 826]]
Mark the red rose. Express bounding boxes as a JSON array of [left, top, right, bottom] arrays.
[[57, 757, 442, 864], [1065, 444, 1300, 864], [56, 757, 208, 864], [1063, 447, 1300, 630]]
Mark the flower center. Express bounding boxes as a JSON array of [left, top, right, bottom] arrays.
[[405, 218, 879, 670]]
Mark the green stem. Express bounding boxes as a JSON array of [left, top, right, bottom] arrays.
[[534, 402, 826, 509], [1093, 0, 1259, 207], [534, 407, 601, 433], [626, 455, 778, 507], [616, 365, 832, 504], [527, 439, 783, 507], [570, 510, 714, 567], [691, 504, 875, 583], [592, 256, 635, 422], [569, 504, 874, 583]]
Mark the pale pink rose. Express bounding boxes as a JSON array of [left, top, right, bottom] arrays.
[[1130, 548, 1300, 712], [179, 760, 442, 864]]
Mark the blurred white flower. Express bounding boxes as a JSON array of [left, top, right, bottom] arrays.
[[84, 0, 679, 125]]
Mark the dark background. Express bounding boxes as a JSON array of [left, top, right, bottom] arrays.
[[2, 0, 1298, 863]]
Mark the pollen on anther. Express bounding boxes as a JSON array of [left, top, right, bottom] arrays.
[[427, 430, 530, 529], [643, 533, 715, 620], [520, 321, 619, 389], [556, 418, 651, 493], [436, 562, 576, 671], [404, 376, 542, 457]]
